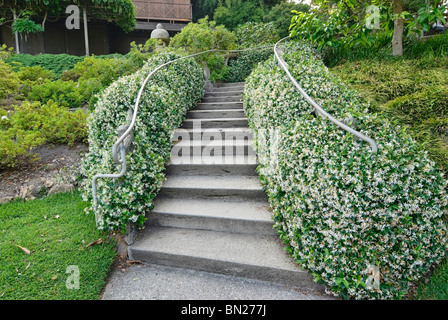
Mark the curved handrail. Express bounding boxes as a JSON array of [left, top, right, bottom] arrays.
[[91, 45, 272, 223], [273, 37, 378, 153], [91, 40, 378, 225]]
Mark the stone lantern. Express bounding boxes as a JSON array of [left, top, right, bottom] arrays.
[[150, 23, 170, 47]]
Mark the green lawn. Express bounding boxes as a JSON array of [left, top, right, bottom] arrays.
[[0, 191, 117, 300]]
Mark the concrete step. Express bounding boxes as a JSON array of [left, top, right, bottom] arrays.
[[157, 175, 267, 200], [186, 109, 245, 119], [128, 226, 319, 289], [180, 118, 248, 129], [212, 82, 245, 88], [170, 139, 255, 157], [195, 102, 244, 110], [204, 90, 244, 97], [202, 95, 242, 103], [147, 198, 275, 235], [173, 128, 253, 140], [165, 156, 258, 176]]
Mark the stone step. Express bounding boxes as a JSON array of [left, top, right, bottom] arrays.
[[147, 198, 275, 236], [186, 109, 245, 119], [212, 82, 245, 88], [170, 139, 255, 157], [173, 128, 253, 140], [195, 102, 244, 110], [201, 95, 242, 103], [166, 157, 257, 176], [157, 175, 267, 201], [204, 90, 244, 97], [128, 226, 319, 289], [180, 118, 248, 129]]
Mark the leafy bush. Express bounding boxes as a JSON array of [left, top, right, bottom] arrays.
[[0, 60, 21, 100], [170, 17, 236, 53], [234, 22, 280, 48], [205, 54, 229, 82], [5, 54, 84, 76], [225, 47, 273, 83], [0, 44, 15, 61], [80, 49, 204, 232], [0, 101, 87, 167], [243, 41, 448, 299], [27, 79, 86, 108]]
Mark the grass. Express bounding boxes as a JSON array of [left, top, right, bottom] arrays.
[[0, 191, 117, 300], [411, 259, 448, 299]]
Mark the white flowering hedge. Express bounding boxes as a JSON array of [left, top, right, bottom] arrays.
[[80, 50, 204, 232], [243, 41, 448, 299]]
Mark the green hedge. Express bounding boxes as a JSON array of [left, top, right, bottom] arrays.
[[243, 41, 448, 299], [80, 49, 204, 232]]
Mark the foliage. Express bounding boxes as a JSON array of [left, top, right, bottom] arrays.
[[169, 17, 236, 83], [222, 22, 278, 83], [331, 57, 448, 176], [170, 17, 237, 53], [409, 2, 447, 32], [0, 60, 21, 100], [11, 17, 43, 38], [80, 50, 204, 232], [243, 40, 448, 299], [0, 44, 16, 61], [0, 100, 87, 167], [192, 0, 219, 21], [225, 47, 273, 83], [0, 191, 117, 300], [205, 54, 229, 82], [5, 54, 85, 76], [234, 22, 280, 48], [262, 1, 310, 38], [212, 0, 282, 30], [27, 79, 86, 108], [0, 0, 136, 34]]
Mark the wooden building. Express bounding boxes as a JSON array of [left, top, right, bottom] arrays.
[[0, 0, 192, 55]]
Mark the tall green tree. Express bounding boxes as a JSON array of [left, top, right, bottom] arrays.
[[213, 0, 282, 30]]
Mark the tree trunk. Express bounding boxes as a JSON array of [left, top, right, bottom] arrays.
[[392, 0, 404, 56], [12, 9, 20, 54], [83, 6, 90, 56]]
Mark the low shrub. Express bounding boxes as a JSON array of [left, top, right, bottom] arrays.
[[27, 79, 86, 108], [243, 41, 448, 299], [0, 60, 21, 100], [0, 101, 87, 167], [225, 47, 273, 83], [80, 49, 204, 232], [5, 53, 84, 76]]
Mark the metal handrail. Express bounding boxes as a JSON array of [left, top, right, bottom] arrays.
[[91, 40, 378, 225], [273, 37, 378, 153], [91, 45, 272, 224]]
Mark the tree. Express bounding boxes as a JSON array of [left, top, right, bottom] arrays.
[[392, 0, 404, 56], [191, 0, 219, 21], [263, 1, 310, 37], [212, 0, 283, 30], [289, 0, 447, 57]]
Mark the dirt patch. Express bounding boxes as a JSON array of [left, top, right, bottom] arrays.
[[0, 142, 89, 203]]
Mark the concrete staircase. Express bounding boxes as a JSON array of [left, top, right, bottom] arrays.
[[128, 82, 322, 292]]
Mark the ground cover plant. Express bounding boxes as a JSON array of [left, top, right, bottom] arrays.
[[243, 40, 448, 299]]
